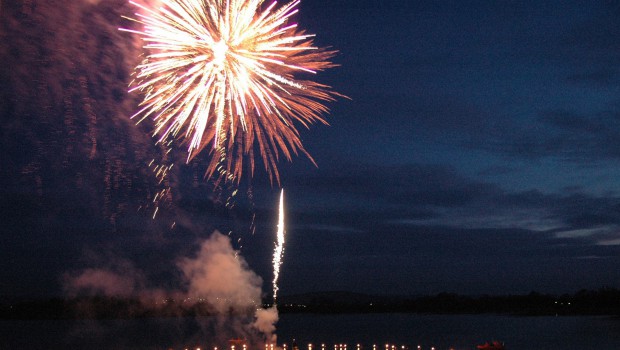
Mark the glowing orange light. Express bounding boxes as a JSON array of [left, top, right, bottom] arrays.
[[122, 0, 342, 184]]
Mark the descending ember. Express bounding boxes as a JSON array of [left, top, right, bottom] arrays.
[[121, 0, 341, 184]]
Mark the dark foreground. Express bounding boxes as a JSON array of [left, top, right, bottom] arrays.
[[2, 288, 620, 319], [2, 313, 620, 350]]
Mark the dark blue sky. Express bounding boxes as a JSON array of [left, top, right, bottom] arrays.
[[2, 0, 620, 299]]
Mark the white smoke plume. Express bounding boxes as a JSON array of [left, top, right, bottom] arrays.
[[68, 268, 141, 297], [64, 255, 148, 297], [253, 306, 279, 343], [65, 231, 279, 344], [178, 231, 279, 344], [178, 231, 263, 313]]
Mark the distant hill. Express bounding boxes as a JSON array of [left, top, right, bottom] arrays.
[[2, 288, 620, 319], [276, 288, 620, 315], [278, 291, 386, 304]]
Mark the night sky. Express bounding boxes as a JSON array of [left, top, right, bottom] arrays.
[[2, 0, 620, 300]]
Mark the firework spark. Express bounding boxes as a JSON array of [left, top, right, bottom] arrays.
[[272, 189, 285, 303], [121, 0, 340, 184]]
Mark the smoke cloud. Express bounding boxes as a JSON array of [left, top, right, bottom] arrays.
[[65, 231, 279, 344], [68, 268, 141, 297], [64, 254, 146, 297], [253, 306, 279, 343], [0, 0, 168, 226], [178, 231, 263, 313]]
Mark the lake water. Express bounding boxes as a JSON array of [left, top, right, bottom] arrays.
[[1, 313, 620, 350]]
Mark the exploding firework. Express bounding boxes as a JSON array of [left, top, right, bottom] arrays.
[[121, 0, 340, 184], [272, 189, 285, 303]]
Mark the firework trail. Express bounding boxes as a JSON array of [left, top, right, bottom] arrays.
[[121, 0, 340, 184], [272, 189, 285, 303]]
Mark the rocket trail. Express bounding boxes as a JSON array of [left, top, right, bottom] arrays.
[[272, 189, 285, 303]]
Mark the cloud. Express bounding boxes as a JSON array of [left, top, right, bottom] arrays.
[[566, 69, 620, 87], [554, 227, 612, 239], [553, 225, 620, 247], [596, 238, 620, 246], [283, 161, 620, 239], [553, 4, 620, 71], [394, 211, 561, 232], [296, 224, 364, 234], [469, 109, 620, 162], [286, 162, 531, 228]]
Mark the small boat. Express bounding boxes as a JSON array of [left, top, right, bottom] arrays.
[[476, 341, 505, 350]]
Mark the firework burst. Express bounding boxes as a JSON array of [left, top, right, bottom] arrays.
[[122, 0, 340, 184]]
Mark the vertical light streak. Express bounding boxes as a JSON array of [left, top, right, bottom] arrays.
[[272, 189, 285, 303]]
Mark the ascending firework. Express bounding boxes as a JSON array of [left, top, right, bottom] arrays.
[[272, 189, 285, 303], [121, 0, 340, 184]]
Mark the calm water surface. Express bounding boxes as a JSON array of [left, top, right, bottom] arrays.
[[1, 313, 619, 350]]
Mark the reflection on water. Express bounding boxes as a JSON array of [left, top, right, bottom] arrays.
[[1, 314, 620, 350], [278, 313, 620, 350]]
